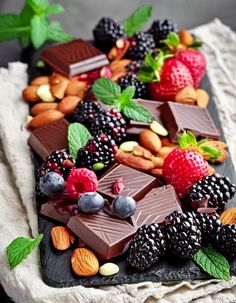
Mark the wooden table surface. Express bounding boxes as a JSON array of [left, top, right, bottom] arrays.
[[0, 0, 236, 302]]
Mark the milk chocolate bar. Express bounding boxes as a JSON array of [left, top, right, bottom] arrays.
[[41, 39, 109, 77], [28, 118, 69, 159], [160, 102, 220, 142]]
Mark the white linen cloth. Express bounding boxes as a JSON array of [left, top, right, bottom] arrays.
[[0, 19, 236, 303]]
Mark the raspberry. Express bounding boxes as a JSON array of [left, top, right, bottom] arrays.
[[65, 168, 98, 200]]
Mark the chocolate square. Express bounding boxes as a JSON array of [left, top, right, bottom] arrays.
[[160, 102, 220, 142]]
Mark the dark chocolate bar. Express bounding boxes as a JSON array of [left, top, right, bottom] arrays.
[[28, 118, 69, 159], [40, 39, 109, 77], [160, 102, 220, 142]]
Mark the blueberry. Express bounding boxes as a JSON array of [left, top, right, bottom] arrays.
[[111, 196, 136, 219], [39, 172, 65, 197], [78, 192, 104, 214]]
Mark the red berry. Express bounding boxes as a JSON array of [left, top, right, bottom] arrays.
[[51, 162, 58, 169], [163, 149, 209, 197], [65, 168, 98, 200]]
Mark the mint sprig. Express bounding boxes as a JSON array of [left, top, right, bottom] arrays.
[[193, 246, 230, 280], [0, 0, 74, 49], [92, 78, 154, 123], [7, 234, 43, 269], [68, 123, 92, 159], [123, 4, 153, 37]]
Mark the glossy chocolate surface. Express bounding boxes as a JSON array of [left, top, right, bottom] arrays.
[[28, 118, 69, 160], [41, 39, 109, 77], [160, 102, 221, 142]]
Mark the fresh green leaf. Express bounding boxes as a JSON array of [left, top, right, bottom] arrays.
[[36, 60, 46, 68], [145, 52, 159, 71], [197, 138, 208, 146], [68, 123, 92, 159], [161, 32, 180, 47], [123, 4, 153, 37], [43, 4, 64, 15], [122, 99, 154, 123], [27, 0, 49, 13], [178, 131, 197, 149], [138, 65, 157, 83], [118, 86, 136, 105], [7, 234, 43, 270], [200, 145, 223, 162], [30, 15, 48, 49], [189, 40, 203, 50], [193, 246, 230, 280], [92, 78, 121, 105], [0, 14, 30, 41], [47, 21, 74, 43], [20, 3, 34, 23]]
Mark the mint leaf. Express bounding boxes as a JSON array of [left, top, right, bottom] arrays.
[[27, 0, 49, 13], [178, 131, 197, 149], [123, 4, 153, 37], [92, 78, 121, 105], [47, 21, 74, 42], [30, 15, 48, 49], [122, 99, 154, 123], [43, 4, 64, 15], [0, 14, 30, 41], [118, 86, 136, 104], [193, 246, 230, 280], [7, 234, 43, 270], [68, 123, 92, 159]]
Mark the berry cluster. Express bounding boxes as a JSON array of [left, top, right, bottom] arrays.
[[117, 74, 148, 99]]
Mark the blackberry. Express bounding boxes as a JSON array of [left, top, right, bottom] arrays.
[[148, 19, 178, 46], [76, 134, 117, 170], [194, 212, 222, 245], [117, 74, 148, 99], [184, 174, 236, 210], [93, 17, 124, 46], [165, 211, 201, 258], [89, 109, 127, 143], [38, 150, 75, 179], [125, 60, 143, 73], [213, 224, 236, 257], [126, 32, 155, 60], [72, 100, 106, 127], [127, 224, 167, 270]]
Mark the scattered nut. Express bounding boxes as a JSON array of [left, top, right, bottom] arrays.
[[119, 141, 139, 152], [150, 121, 168, 136], [133, 145, 153, 160], [111, 71, 126, 81], [31, 102, 58, 116], [110, 59, 131, 74], [158, 146, 177, 159], [22, 85, 41, 102], [115, 150, 155, 171], [99, 263, 119, 276], [28, 109, 64, 129], [196, 89, 209, 108], [150, 168, 163, 177], [50, 73, 70, 99], [65, 80, 87, 97], [179, 30, 194, 46], [206, 140, 227, 149], [208, 166, 216, 175], [175, 86, 197, 104], [160, 137, 173, 146], [140, 129, 162, 153], [151, 156, 164, 168], [214, 147, 229, 164], [220, 208, 236, 225], [71, 248, 99, 277], [37, 84, 55, 102], [31, 76, 49, 86], [51, 226, 71, 250], [57, 96, 81, 115]]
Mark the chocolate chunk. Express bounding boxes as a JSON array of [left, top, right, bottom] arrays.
[[97, 164, 157, 201], [127, 99, 164, 135], [40, 39, 109, 77], [160, 102, 221, 142], [131, 185, 182, 228], [28, 118, 69, 160]]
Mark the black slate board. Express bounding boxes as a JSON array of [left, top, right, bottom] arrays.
[[35, 72, 236, 288]]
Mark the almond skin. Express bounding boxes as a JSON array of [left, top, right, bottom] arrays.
[[196, 89, 209, 108], [22, 85, 41, 103], [158, 146, 177, 159], [133, 145, 153, 160], [31, 76, 49, 86], [31, 102, 58, 116], [65, 80, 87, 97], [58, 96, 81, 115], [220, 208, 236, 225], [151, 156, 164, 168], [115, 150, 155, 171], [139, 129, 162, 153], [51, 226, 71, 250], [151, 168, 163, 177], [71, 248, 99, 277], [175, 86, 197, 104], [50, 73, 70, 99], [179, 30, 194, 46], [28, 110, 64, 129]]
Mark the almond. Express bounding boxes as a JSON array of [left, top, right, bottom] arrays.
[[150, 121, 168, 136], [139, 129, 162, 153], [220, 208, 236, 225], [50, 72, 70, 99], [175, 86, 197, 104], [151, 168, 163, 177], [65, 80, 87, 97], [31, 102, 58, 116], [111, 71, 126, 81], [28, 110, 64, 129], [158, 146, 177, 159], [71, 248, 99, 277], [208, 166, 216, 175], [196, 89, 209, 108], [58, 96, 81, 115], [161, 137, 173, 147], [179, 30, 193, 46], [110, 59, 131, 74], [37, 84, 55, 102], [51, 226, 71, 250], [31, 76, 49, 86], [133, 145, 153, 160], [206, 140, 227, 149], [115, 150, 155, 171], [22, 85, 41, 103], [214, 147, 229, 164], [151, 156, 164, 168], [119, 141, 139, 152]]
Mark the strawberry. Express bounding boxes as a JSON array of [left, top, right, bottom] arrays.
[[149, 57, 194, 101], [163, 148, 209, 197], [176, 49, 206, 88]]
